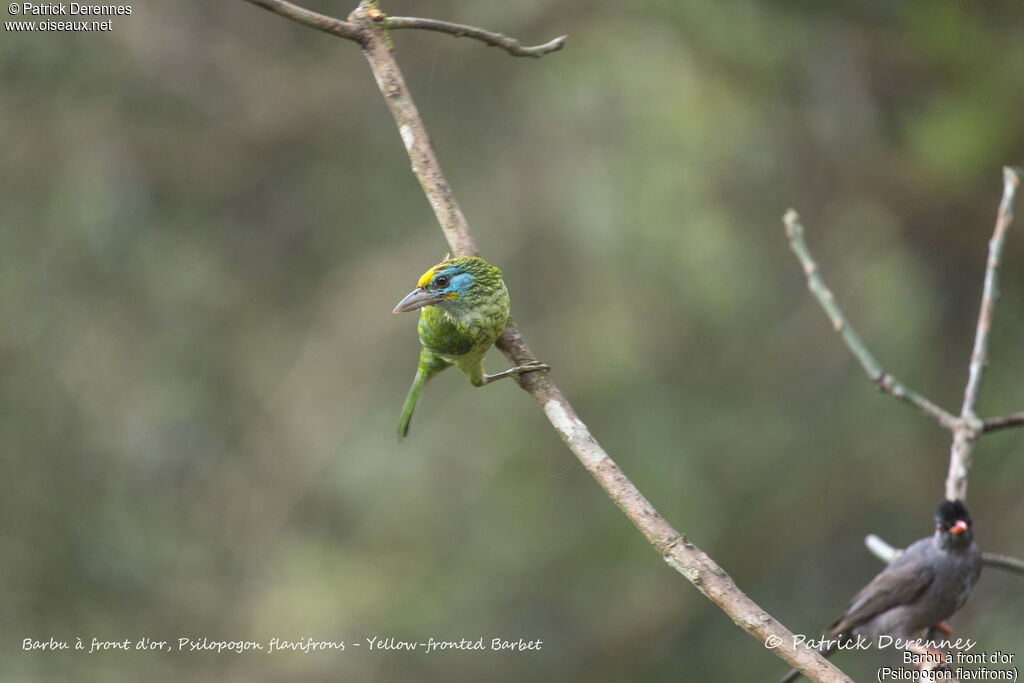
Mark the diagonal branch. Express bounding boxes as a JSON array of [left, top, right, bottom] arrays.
[[245, 1, 850, 680], [946, 167, 1021, 502], [783, 210, 958, 429], [386, 17, 567, 57], [244, 0, 365, 43]]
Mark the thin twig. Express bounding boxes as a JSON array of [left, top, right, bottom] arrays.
[[246, 1, 852, 680], [960, 167, 1020, 417], [866, 534, 1024, 577], [386, 17, 567, 57], [946, 167, 1021, 502], [981, 552, 1024, 576], [243, 0, 365, 43], [982, 411, 1024, 434], [783, 210, 958, 429]]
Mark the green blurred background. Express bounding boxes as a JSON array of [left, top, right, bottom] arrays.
[[3, 1, 1023, 681]]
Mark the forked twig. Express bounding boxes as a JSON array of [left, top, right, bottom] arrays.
[[783, 210, 958, 429], [784, 167, 1022, 502]]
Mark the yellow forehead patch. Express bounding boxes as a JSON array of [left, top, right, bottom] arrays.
[[417, 264, 443, 289]]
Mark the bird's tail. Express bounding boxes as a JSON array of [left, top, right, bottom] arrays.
[[398, 368, 428, 439]]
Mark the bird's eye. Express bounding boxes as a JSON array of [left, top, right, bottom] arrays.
[[434, 275, 450, 288]]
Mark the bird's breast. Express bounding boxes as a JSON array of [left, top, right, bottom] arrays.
[[418, 305, 505, 356]]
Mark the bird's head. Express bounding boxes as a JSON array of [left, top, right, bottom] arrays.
[[393, 256, 501, 314], [934, 499, 973, 548]]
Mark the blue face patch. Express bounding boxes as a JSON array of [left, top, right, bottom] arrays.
[[448, 272, 474, 293], [428, 269, 474, 302]]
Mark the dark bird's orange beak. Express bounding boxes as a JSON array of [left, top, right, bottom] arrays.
[[950, 520, 969, 535]]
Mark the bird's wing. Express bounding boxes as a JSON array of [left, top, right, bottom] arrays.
[[826, 551, 934, 636]]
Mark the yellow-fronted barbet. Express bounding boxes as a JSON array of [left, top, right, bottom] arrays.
[[393, 256, 548, 438]]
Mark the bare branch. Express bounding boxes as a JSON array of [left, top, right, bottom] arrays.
[[242, 0, 567, 57], [867, 534, 1024, 577], [242, 0, 365, 43], [982, 411, 1024, 433], [864, 534, 901, 564], [386, 17, 566, 57], [981, 552, 1024, 576], [946, 167, 1021, 502], [783, 210, 958, 429]]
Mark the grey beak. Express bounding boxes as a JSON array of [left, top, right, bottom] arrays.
[[393, 287, 445, 313]]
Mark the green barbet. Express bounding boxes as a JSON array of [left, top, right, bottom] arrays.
[[393, 256, 548, 438]]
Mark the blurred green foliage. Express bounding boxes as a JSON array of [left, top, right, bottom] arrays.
[[2, 1, 1023, 681]]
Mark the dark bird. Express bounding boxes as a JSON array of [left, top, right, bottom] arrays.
[[393, 255, 548, 438], [780, 500, 982, 682]]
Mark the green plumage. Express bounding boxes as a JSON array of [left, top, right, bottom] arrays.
[[393, 256, 547, 438]]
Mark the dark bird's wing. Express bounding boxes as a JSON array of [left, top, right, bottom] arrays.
[[827, 552, 934, 636]]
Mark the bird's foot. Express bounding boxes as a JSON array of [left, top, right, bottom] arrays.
[[513, 360, 550, 374], [483, 360, 550, 384], [928, 622, 953, 640]]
